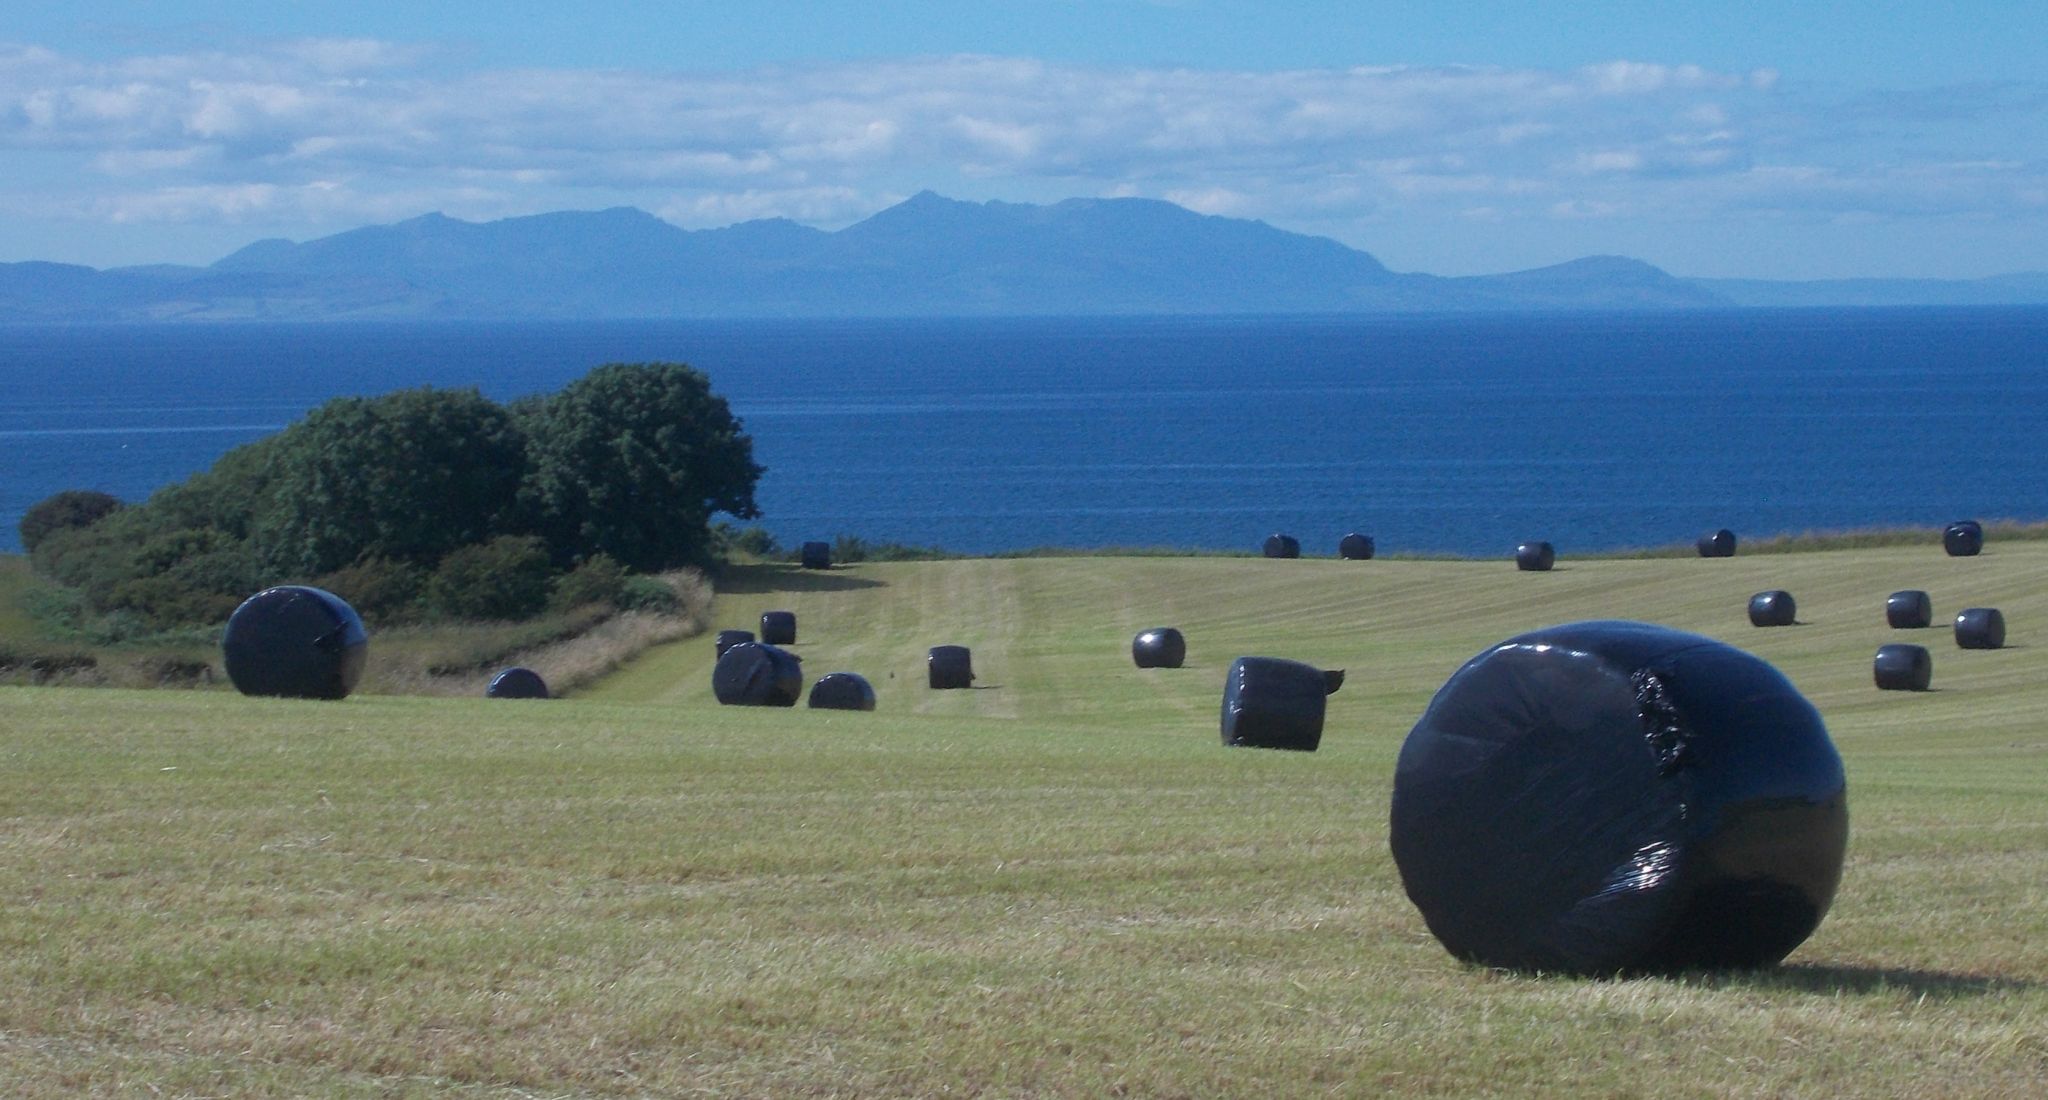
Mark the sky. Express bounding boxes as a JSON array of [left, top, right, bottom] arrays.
[[3, 1, 2045, 279]]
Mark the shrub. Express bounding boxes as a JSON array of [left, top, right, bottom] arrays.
[[618, 575, 682, 614], [19, 490, 123, 554], [312, 557, 430, 625], [425, 536, 555, 621], [550, 553, 628, 611]]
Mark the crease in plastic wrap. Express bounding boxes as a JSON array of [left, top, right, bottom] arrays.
[[222, 585, 369, 700], [712, 641, 804, 706], [1390, 621, 1848, 975]]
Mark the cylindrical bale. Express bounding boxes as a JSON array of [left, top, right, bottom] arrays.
[[928, 645, 975, 689], [1263, 533, 1301, 559], [808, 671, 877, 711], [715, 629, 755, 658], [1220, 656, 1339, 752], [800, 541, 832, 570], [1748, 590, 1797, 627], [1943, 520, 1984, 557], [486, 666, 549, 699], [222, 585, 368, 700], [1885, 590, 1933, 629], [1954, 607, 2006, 649], [760, 610, 797, 646], [1338, 532, 1376, 560], [1873, 644, 1932, 691], [1515, 541, 1555, 571], [1390, 620, 1848, 975], [1132, 627, 1187, 669], [712, 642, 804, 706], [1696, 529, 1738, 558]]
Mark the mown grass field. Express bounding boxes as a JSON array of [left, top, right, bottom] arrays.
[[2, 541, 2045, 1096]]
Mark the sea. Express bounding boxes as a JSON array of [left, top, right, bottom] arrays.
[[5, 308, 2047, 558]]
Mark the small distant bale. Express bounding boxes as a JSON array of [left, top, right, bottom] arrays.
[[1749, 590, 1797, 627], [1943, 520, 1984, 557], [1339, 532, 1376, 560], [1954, 607, 2006, 650], [808, 671, 877, 711], [715, 629, 755, 658], [928, 645, 975, 689], [1696, 529, 1737, 558], [1515, 541, 1555, 571], [1220, 656, 1342, 752], [1263, 534, 1301, 559], [486, 666, 549, 699], [1873, 644, 1932, 691], [222, 585, 368, 701], [712, 642, 804, 706], [760, 610, 797, 646], [1132, 627, 1187, 669], [801, 541, 832, 570], [1885, 590, 1933, 629]]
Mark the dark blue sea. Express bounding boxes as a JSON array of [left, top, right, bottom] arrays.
[[5, 309, 2047, 558]]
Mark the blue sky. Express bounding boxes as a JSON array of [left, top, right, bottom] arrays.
[[4, 2, 2044, 278]]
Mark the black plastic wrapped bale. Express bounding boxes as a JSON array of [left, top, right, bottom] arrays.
[[800, 541, 832, 570], [1748, 590, 1797, 627], [1390, 620, 1848, 975], [1696, 529, 1738, 558], [1220, 656, 1344, 752], [1954, 607, 2007, 649], [1515, 541, 1555, 572], [928, 645, 975, 689], [715, 629, 755, 658], [760, 610, 797, 646], [808, 671, 877, 711], [1263, 533, 1301, 559], [222, 585, 368, 701], [486, 666, 549, 699], [1132, 627, 1187, 669], [1339, 532, 1376, 560], [1873, 644, 1932, 691], [1943, 520, 1984, 557], [712, 642, 804, 706], [1885, 590, 1933, 629]]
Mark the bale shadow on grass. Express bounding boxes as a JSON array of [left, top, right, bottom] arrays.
[[715, 564, 888, 594], [1741, 963, 2036, 1000]]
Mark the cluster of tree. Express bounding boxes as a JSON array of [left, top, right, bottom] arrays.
[[21, 363, 761, 629]]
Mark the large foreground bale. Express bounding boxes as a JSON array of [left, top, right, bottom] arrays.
[[712, 642, 804, 706], [1515, 541, 1555, 571], [486, 666, 549, 699], [1220, 656, 1343, 752], [1954, 607, 2006, 649], [1338, 532, 1376, 560], [1943, 520, 1984, 557], [1886, 590, 1933, 629], [800, 541, 832, 570], [760, 610, 797, 646], [1873, 644, 1932, 691], [1748, 590, 1797, 627], [222, 585, 368, 700], [1696, 528, 1737, 558], [808, 671, 877, 711], [1390, 620, 1848, 975], [1132, 627, 1187, 669], [1262, 534, 1301, 559], [715, 629, 754, 658], [928, 645, 975, 689]]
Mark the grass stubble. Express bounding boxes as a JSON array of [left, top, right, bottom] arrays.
[[1, 541, 2045, 1096]]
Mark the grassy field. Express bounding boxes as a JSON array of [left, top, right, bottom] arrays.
[[2, 542, 2045, 1096]]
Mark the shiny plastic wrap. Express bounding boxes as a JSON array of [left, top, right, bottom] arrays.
[[1516, 541, 1555, 571], [1263, 533, 1301, 559], [1220, 656, 1342, 752], [1748, 590, 1797, 627], [1886, 590, 1933, 629], [715, 629, 755, 658], [928, 645, 975, 689], [1338, 532, 1377, 560], [1132, 627, 1187, 669], [801, 541, 832, 570], [1954, 607, 2006, 649], [808, 671, 877, 711], [1696, 529, 1737, 558], [222, 585, 368, 701], [1873, 644, 1932, 691], [1943, 520, 1984, 557], [486, 666, 550, 699], [760, 610, 797, 646], [712, 641, 804, 706], [1390, 620, 1848, 975]]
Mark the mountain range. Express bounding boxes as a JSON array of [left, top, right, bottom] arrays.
[[3, 191, 2043, 322]]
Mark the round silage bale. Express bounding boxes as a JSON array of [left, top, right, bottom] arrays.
[[486, 666, 549, 699], [808, 671, 877, 711], [760, 610, 797, 646], [715, 629, 755, 658], [1515, 541, 1555, 571], [1696, 529, 1737, 558], [801, 541, 832, 570], [1748, 590, 1797, 627], [928, 645, 975, 689], [1132, 627, 1187, 669], [1873, 644, 1932, 691], [222, 585, 368, 701], [1954, 607, 2006, 649], [1390, 620, 1848, 975], [1263, 533, 1301, 559], [1943, 520, 1984, 557], [712, 642, 804, 706], [1885, 590, 1932, 629], [1338, 533, 1376, 560], [1219, 656, 1343, 752]]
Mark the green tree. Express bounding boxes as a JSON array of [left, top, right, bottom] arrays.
[[18, 489, 123, 554], [425, 535, 554, 621], [518, 363, 762, 571]]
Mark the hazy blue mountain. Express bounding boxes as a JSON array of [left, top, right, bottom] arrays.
[[4, 192, 2045, 321]]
